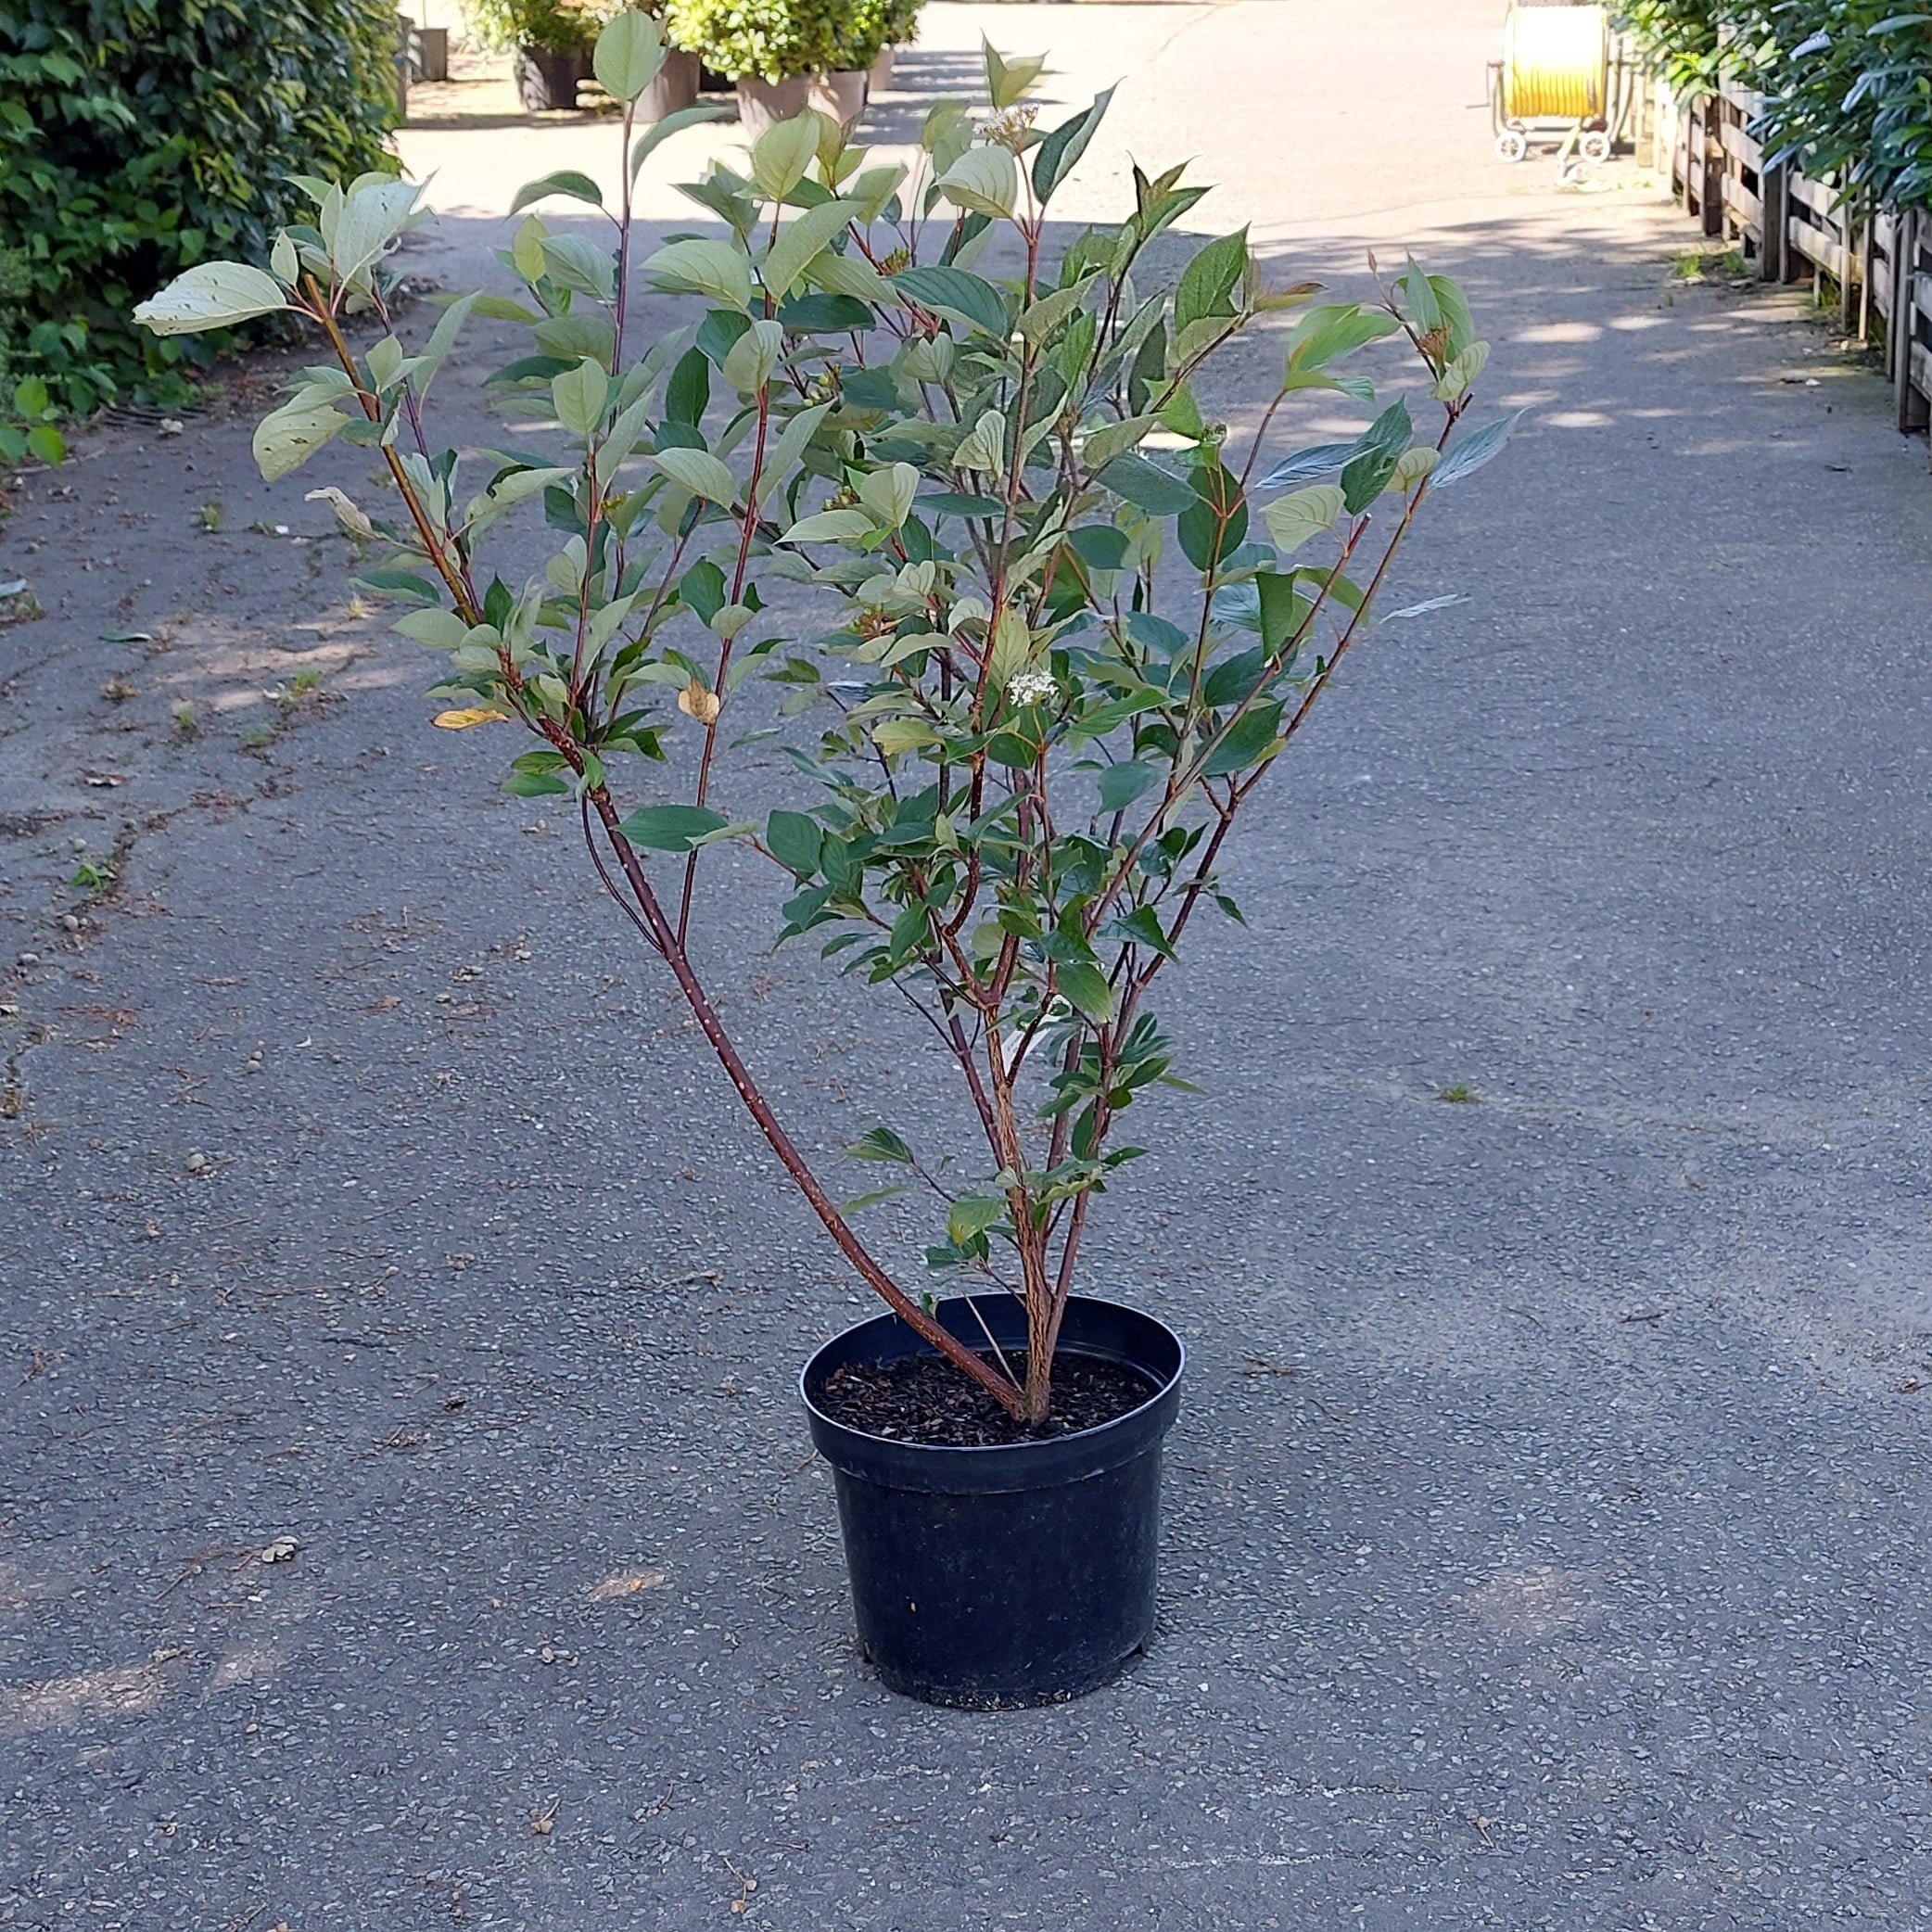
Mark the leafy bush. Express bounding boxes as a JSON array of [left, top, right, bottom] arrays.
[[1616, 0, 1725, 95], [464, 0, 624, 56], [665, 0, 845, 81], [0, 0, 399, 420], [1621, 2, 1932, 211], [832, 0, 922, 70], [136, 21, 1502, 1423]]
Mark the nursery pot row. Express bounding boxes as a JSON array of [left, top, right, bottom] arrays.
[[513, 46, 889, 135], [736, 69, 868, 140], [515, 44, 702, 116], [801, 1295, 1184, 1708]]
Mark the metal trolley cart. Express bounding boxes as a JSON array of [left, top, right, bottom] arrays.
[[1489, 2, 1619, 167]]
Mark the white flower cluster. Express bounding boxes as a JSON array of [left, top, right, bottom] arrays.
[[1006, 666, 1059, 708]]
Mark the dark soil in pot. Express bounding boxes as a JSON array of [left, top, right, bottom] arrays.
[[817, 1352, 1156, 1446]]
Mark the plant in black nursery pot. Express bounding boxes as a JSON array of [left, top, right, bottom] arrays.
[[465, 0, 622, 109], [136, 7, 1510, 1706]]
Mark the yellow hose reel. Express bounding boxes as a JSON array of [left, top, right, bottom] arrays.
[[1491, 4, 1613, 165]]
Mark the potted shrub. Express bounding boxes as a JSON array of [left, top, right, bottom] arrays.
[[135, 20, 1509, 1705], [465, 0, 620, 110], [849, 0, 922, 95], [665, 0, 861, 135]]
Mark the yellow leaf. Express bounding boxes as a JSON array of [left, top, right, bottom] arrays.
[[432, 706, 509, 730], [678, 680, 722, 725]]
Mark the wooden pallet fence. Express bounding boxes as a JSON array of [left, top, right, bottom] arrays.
[[1890, 212, 1932, 432], [1716, 82, 1777, 266], [1671, 87, 1723, 235], [1665, 74, 1932, 430]]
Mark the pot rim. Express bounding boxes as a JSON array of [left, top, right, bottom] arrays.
[[798, 1293, 1184, 1492]]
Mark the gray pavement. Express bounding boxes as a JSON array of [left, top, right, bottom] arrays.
[[4, 4, 1931, 1927]]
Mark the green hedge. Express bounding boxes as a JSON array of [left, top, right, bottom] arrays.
[[1621, 3, 1932, 213], [665, 0, 925, 83], [0, 0, 400, 420]]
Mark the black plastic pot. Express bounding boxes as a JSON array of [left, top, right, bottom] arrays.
[[801, 1295, 1184, 1708], [514, 44, 588, 112]]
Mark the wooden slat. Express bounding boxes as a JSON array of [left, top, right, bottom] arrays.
[[1786, 223, 1849, 281], [1787, 172, 1836, 221]]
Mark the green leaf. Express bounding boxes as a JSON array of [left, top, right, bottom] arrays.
[[654, 446, 738, 505], [1282, 303, 1400, 390], [1262, 483, 1343, 554], [540, 234, 616, 300], [680, 559, 726, 622], [846, 1125, 916, 1163], [1097, 454, 1194, 516], [764, 199, 858, 300], [1255, 570, 1306, 652], [984, 40, 1047, 109], [616, 805, 730, 851], [1340, 400, 1413, 513], [856, 463, 920, 529], [1018, 273, 1099, 344], [502, 770, 571, 797], [1067, 524, 1130, 572], [751, 112, 820, 199], [1105, 903, 1176, 960], [1432, 338, 1490, 402], [134, 261, 290, 336], [936, 143, 1019, 220], [917, 491, 1007, 519], [767, 808, 822, 878], [329, 176, 423, 286], [1432, 411, 1522, 487], [1176, 462, 1247, 572], [665, 347, 710, 425], [394, 606, 471, 647], [953, 411, 1005, 475], [1201, 699, 1283, 777], [1080, 412, 1161, 472], [947, 1194, 1006, 1246], [1400, 254, 1441, 334], [594, 7, 666, 100], [1098, 759, 1159, 812], [644, 238, 753, 311], [251, 390, 345, 483], [358, 568, 441, 604], [780, 505, 875, 544], [1174, 228, 1249, 337], [1430, 274, 1475, 358], [1032, 86, 1115, 203], [721, 319, 783, 395], [1387, 445, 1439, 493], [1056, 960, 1116, 1022], [629, 102, 733, 182], [893, 264, 1009, 337], [1256, 440, 1355, 489], [509, 170, 604, 216], [25, 424, 63, 466], [552, 358, 610, 437]]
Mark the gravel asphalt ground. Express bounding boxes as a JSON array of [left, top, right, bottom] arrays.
[[3, 4, 1929, 1926]]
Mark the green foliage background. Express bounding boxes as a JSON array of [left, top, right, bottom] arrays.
[[666, 0, 922, 81], [0, 0, 399, 420], [1619, 1, 1932, 212], [462, 0, 623, 56]]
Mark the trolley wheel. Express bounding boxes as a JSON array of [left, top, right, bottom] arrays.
[[1494, 130, 1528, 163], [1579, 129, 1612, 163]]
